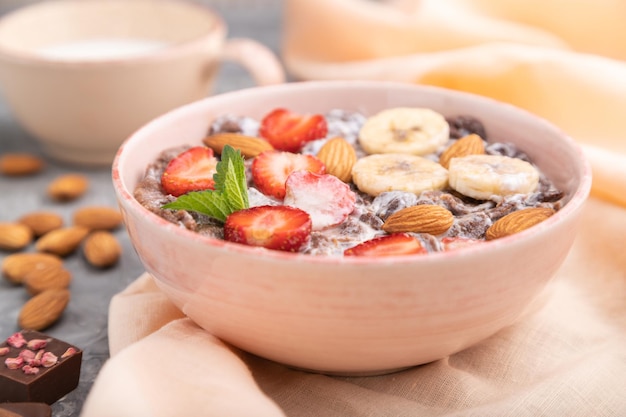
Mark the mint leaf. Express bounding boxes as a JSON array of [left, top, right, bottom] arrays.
[[162, 190, 232, 222], [162, 145, 249, 222], [214, 145, 249, 211]]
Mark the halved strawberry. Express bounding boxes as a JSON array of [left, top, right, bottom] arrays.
[[284, 170, 356, 230], [161, 147, 218, 197], [259, 108, 328, 152], [224, 205, 312, 252], [344, 233, 428, 257], [251, 150, 325, 200], [441, 236, 481, 251]]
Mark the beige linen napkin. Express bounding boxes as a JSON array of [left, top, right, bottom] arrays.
[[82, 1, 626, 416]]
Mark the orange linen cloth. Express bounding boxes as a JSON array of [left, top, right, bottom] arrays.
[[82, 1, 626, 416]]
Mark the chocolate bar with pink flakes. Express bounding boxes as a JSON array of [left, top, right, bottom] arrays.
[[0, 330, 82, 405]]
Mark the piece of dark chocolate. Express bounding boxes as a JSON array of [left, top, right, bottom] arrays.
[[0, 402, 51, 417], [0, 330, 82, 405]]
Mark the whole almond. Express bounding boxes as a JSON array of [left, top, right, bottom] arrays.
[[47, 174, 89, 201], [316, 137, 357, 183], [24, 263, 72, 296], [203, 133, 274, 158], [18, 288, 70, 330], [83, 231, 122, 268], [2, 253, 63, 284], [382, 204, 455, 236], [73, 206, 123, 230], [486, 207, 556, 240], [18, 211, 64, 237], [35, 226, 90, 257], [0, 153, 44, 176], [0, 223, 33, 251], [439, 133, 485, 169]]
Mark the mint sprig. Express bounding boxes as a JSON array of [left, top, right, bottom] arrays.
[[162, 145, 249, 222]]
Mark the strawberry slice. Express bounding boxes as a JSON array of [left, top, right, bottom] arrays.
[[259, 108, 328, 152], [284, 170, 356, 230], [251, 150, 325, 200], [161, 146, 218, 197], [344, 233, 428, 257], [224, 205, 312, 252], [441, 236, 481, 251]]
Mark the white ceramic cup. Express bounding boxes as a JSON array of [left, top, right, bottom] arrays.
[[0, 0, 285, 166]]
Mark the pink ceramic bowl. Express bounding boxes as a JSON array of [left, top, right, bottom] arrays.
[[112, 81, 591, 375]]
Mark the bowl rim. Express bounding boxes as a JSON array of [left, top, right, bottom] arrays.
[[112, 80, 593, 265]]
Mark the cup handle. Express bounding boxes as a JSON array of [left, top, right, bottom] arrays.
[[220, 38, 286, 86]]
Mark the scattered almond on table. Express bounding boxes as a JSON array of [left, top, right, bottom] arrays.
[[83, 231, 122, 268], [18, 288, 71, 331], [0, 151, 113, 334], [0, 222, 33, 251], [35, 226, 90, 257], [2, 154, 126, 330], [23, 263, 72, 296], [18, 211, 64, 237], [2, 201, 125, 330], [47, 173, 89, 201], [0, 153, 45, 176], [73, 206, 123, 231], [1, 253, 63, 285]]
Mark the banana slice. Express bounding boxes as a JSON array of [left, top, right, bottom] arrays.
[[448, 154, 540, 201], [358, 107, 449, 155], [352, 153, 449, 196]]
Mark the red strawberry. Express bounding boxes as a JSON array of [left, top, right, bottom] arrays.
[[251, 150, 325, 200], [441, 236, 481, 251], [161, 147, 218, 197], [259, 108, 328, 152], [344, 233, 428, 257], [224, 205, 312, 252], [284, 170, 356, 230]]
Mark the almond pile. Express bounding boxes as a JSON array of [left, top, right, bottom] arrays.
[[1, 153, 125, 330]]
